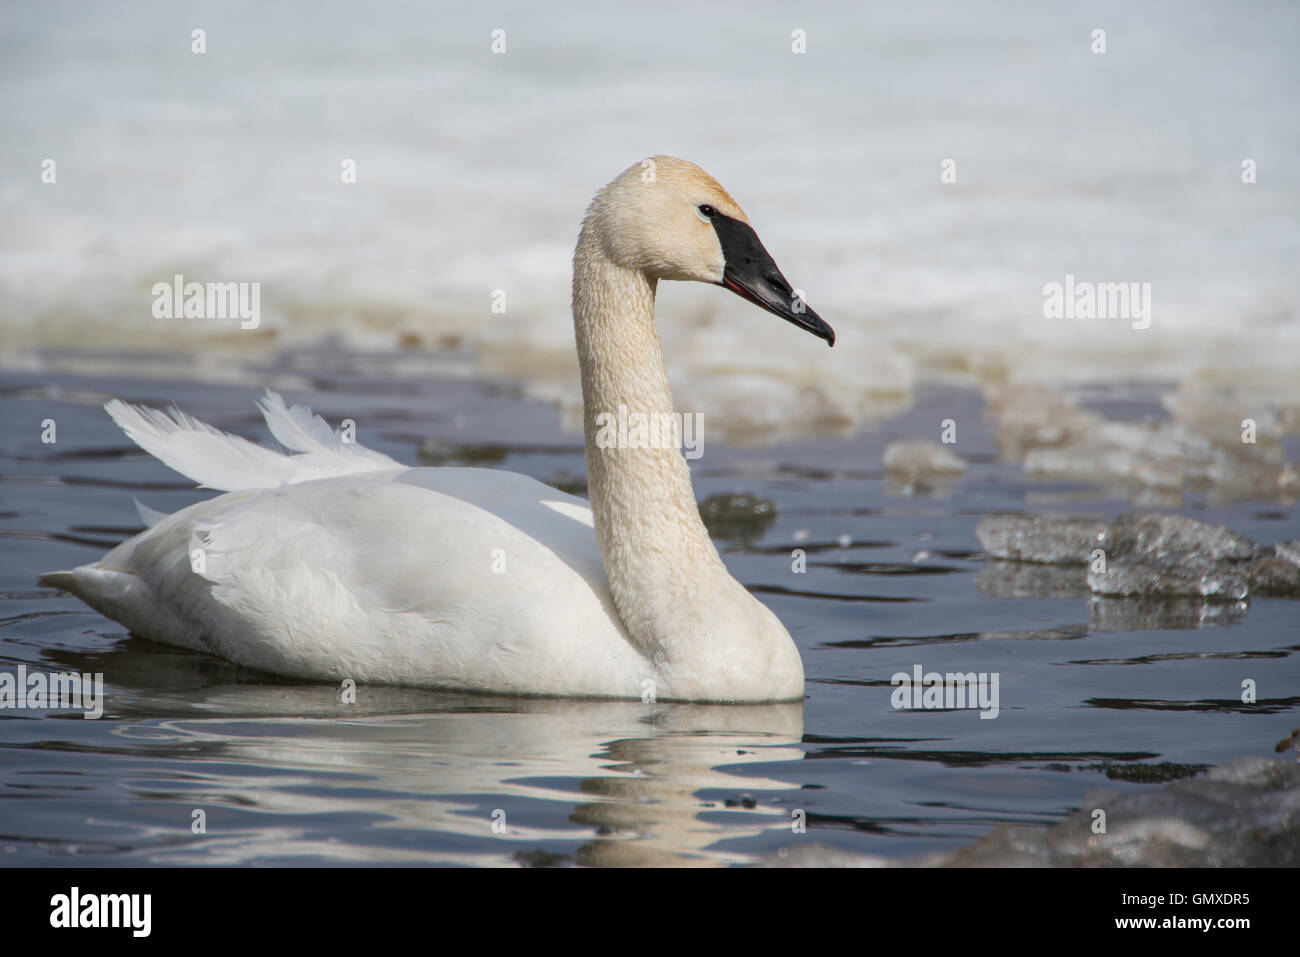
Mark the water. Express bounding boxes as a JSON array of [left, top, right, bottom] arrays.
[[2, 358, 1297, 865], [2, 0, 1297, 866]]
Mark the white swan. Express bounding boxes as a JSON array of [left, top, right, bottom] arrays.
[[42, 156, 835, 702]]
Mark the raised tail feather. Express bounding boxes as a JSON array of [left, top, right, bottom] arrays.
[[37, 570, 77, 590], [105, 389, 403, 492]]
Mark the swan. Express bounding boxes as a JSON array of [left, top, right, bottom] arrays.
[[41, 156, 835, 702]]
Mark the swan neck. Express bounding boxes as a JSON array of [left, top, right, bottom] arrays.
[[572, 225, 727, 659]]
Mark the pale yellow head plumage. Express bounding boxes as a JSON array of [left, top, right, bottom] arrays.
[[583, 155, 747, 283], [578, 155, 835, 346]]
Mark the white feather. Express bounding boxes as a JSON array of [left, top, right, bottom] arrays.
[[133, 498, 167, 528], [257, 389, 395, 471], [104, 391, 402, 492]]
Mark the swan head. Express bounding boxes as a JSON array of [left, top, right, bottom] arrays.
[[586, 155, 835, 346]]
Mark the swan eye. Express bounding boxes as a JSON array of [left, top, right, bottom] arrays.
[[697, 204, 717, 219]]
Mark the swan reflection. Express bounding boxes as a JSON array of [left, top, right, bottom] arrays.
[[104, 678, 805, 866]]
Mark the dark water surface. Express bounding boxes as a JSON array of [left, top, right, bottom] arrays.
[[2, 352, 1297, 866]]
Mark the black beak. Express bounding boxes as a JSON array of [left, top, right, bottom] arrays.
[[710, 214, 835, 346]]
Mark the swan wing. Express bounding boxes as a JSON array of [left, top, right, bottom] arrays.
[[104, 389, 403, 491], [44, 395, 648, 696]]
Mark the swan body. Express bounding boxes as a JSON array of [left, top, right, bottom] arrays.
[[43, 156, 834, 702]]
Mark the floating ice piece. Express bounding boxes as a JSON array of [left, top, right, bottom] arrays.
[[1109, 512, 1257, 563], [1276, 540, 1300, 567], [882, 439, 966, 478], [697, 492, 776, 544], [757, 756, 1300, 867], [975, 513, 1110, 565], [946, 756, 1300, 867], [984, 382, 1299, 500], [977, 512, 1300, 599], [1022, 423, 1218, 491], [1087, 563, 1250, 601], [982, 383, 1097, 459]]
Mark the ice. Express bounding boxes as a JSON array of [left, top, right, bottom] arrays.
[[977, 512, 1300, 599], [882, 440, 966, 478], [983, 384, 1099, 461], [1276, 540, 1300, 567], [881, 439, 967, 496], [944, 756, 1300, 867], [1087, 564, 1251, 602], [1097, 538, 1298, 602], [1244, 554, 1300, 594], [984, 383, 1300, 501], [1023, 422, 1220, 491], [973, 562, 1251, 629], [7, 6, 1300, 446], [975, 514, 1110, 565], [697, 493, 776, 545], [1108, 512, 1257, 563], [758, 756, 1300, 867]]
